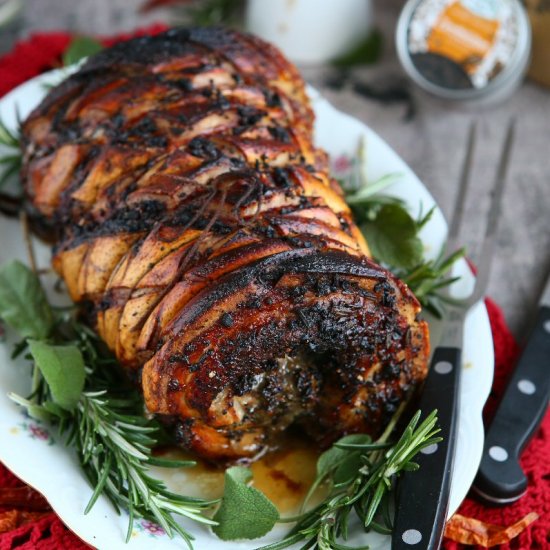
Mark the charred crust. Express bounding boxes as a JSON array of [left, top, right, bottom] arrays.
[[20, 26, 429, 462], [187, 137, 220, 159], [220, 313, 234, 328]]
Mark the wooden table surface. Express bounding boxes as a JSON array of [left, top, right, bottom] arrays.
[[14, 0, 550, 339]]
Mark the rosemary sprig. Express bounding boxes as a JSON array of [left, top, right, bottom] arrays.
[[0, 116, 19, 147], [394, 247, 466, 318], [71, 390, 216, 544], [0, 261, 216, 548], [259, 408, 442, 550], [0, 116, 22, 190]]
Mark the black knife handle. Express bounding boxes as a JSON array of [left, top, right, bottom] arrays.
[[474, 305, 550, 504], [392, 346, 462, 550]]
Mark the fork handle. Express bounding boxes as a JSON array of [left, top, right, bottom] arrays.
[[392, 346, 461, 550]]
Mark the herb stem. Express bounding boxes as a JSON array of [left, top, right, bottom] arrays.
[[264, 407, 441, 550], [19, 211, 38, 274], [376, 400, 408, 445]]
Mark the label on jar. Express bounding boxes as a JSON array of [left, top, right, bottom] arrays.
[[408, 0, 519, 90]]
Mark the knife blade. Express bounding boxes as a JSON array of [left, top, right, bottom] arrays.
[[472, 270, 550, 504]]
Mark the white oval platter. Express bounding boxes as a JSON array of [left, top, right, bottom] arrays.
[[0, 70, 493, 550]]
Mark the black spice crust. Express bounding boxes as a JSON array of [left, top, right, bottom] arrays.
[[20, 27, 429, 461]]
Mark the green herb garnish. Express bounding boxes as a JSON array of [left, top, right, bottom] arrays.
[[209, 407, 441, 546], [213, 466, 280, 540], [62, 36, 103, 66], [394, 247, 465, 319], [359, 202, 425, 269], [0, 117, 21, 190], [258, 408, 442, 549], [331, 29, 383, 68], [0, 260, 216, 547], [0, 260, 53, 338], [0, 116, 19, 148], [26, 340, 85, 410], [338, 140, 465, 317]]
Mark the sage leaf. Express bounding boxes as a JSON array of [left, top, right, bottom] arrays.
[[28, 340, 85, 411], [41, 400, 69, 418], [333, 452, 363, 487], [63, 36, 103, 66], [361, 203, 424, 269], [212, 466, 279, 540], [0, 261, 53, 339]]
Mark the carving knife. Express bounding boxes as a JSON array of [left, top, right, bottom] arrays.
[[473, 270, 550, 503]]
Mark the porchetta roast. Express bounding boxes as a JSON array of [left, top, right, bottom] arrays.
[[20, 27, 429, 461]]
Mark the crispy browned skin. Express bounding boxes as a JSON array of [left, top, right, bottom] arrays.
[[21, 28, 429, 461]]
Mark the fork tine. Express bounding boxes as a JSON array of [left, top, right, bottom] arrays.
[[468, 119, 516, 305], [446, 122, 477, 254]]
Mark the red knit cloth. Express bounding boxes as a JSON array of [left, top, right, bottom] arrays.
[[0, 30, 548, 550]]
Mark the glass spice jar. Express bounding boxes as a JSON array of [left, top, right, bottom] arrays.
[[245, 0, 372, 64], [396, 0, 531, 106]]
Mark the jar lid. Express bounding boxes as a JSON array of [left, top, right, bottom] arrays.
[[396, 0, 531, 101]]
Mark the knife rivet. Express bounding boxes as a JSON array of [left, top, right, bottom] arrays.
[[517, 379, 536, 395], [434, 361, 453, 374], [402, 529, 422, 545], [489, 446, 508, 462], [543, 320, 550, 334], [421, 443, 438, 455]]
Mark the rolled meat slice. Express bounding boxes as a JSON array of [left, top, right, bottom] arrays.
[[20, 27, 429, 461]]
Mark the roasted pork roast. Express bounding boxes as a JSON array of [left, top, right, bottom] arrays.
[[20, 27, 429, 461]]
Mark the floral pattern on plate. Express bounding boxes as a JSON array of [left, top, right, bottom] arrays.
[[16, 415, 55, 445], [134, 518, 167, 538]]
